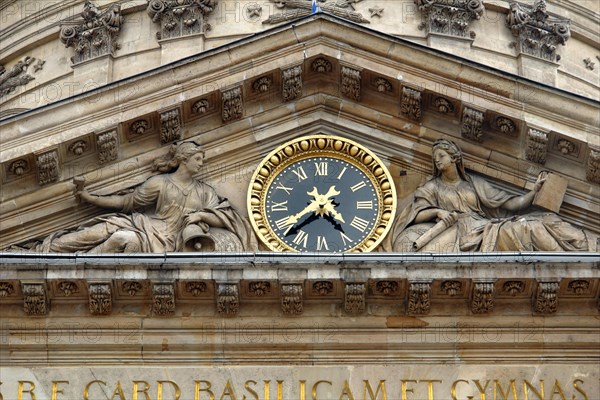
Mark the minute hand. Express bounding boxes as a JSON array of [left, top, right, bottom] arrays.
[[282, 201, 319, 235]]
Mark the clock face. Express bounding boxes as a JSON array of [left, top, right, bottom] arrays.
[[248, 135, 396, 252]]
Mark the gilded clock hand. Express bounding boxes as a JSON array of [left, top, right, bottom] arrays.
[[323, 201, 345, 223], [282, 198, 320, 235]]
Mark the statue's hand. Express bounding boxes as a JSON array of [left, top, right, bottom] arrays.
[[78, 189, 95, 204], [533, 171, 548, 192], [437, 209, 458, 227], [184, 211, 208, 225]]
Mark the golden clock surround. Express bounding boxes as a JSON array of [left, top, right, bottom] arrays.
[[248, 135, 397, 252]]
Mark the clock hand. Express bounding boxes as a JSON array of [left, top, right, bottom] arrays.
[[323, 201, 345, 223], [282, 199, 320, 235]]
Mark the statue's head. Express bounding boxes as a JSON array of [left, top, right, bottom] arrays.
[[153, 141, 204, 172], [432, 139, 467, 179]]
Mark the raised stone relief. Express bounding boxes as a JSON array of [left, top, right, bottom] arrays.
[[471, 281, 494, 314], [96, 130, 119, 165], [0, 56, 37, 97], [506, 0, 570, 62], [344, 283, 366, 315], [587, 148, 600, 184], [152, 283, 175, 316], [281, 284, 303, 315], [23, 283, 48, 316], [60, 1, 123, 64], [147, 0, 218, 41], [415, 0, 484, 39], [407, 282, 431, 315], [525, 128, 548, 165], [535, 281, 558, 313], [89, 283, 112, 315], [461, 106, 484, 142], [159, 108, 182, 144], [384, 139, 597, 252], [11, 142, 257, 253], [341, 66, 361, 101], [400, 86, 422, 121], [36, 149, 60, 186], [282, 65, 302, 102], [217, 283, 239, 316], [263, 0, 369, 25], [222, 86, 243, 122]]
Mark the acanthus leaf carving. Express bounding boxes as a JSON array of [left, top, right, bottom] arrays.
[[159, 108, 182, 144], [506, 0, 570, 62], [36, 149, 60, 186], [461, 106, 484, 142], [0, 56, 35, 97], [408, 282, 431, 315], [153, 283, 175, 316], [415, 0, 484, 39], [282, 65, 302, 102], [263, 0, 369, 25], [89, 283, 112, 315], [526, 128, 548, 164], [471, 282, 495, 314], [281, 284, 303, 315], [400, 86, 422, 121], [96, 130, 119, 164], [534, 281, 559, 314], [221, 86, 243, 122], [344, 283, 366, 315], [60, 1, 124, 64], [216, 283, 239, 316], [341, 66, 361, 101], [23, 283, 48, 316], [586, 148, 600, 184], [147, 0, 217, 41]]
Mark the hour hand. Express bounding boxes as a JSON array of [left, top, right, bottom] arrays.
[[282, 201, 319, 235], [323, 201, 345, 223]]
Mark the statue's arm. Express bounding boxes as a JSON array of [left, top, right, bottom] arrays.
[[501, 174, 545, 212], [79, 189, 127, 210]]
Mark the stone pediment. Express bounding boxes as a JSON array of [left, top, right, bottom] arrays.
[[0, 14, 598, 250]]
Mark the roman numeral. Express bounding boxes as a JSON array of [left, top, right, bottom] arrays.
[[337, 167, 347, 180], [350, 216, 369, 232], [356, 200, 373, 209], [270, 200, 288, 212], [350, 181, 366, 192], [275, 217, 294, 231], [292, 166, 307, 182], [316, 236, 329, 251], [314, 162, 328, 176], [340, 232, 353, 247], [292, 230, 309, 248], [275, 182, 293, 194]]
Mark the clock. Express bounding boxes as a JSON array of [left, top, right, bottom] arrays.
[[248, 135, 397, 252]]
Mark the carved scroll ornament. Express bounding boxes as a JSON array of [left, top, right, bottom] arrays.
[[147, 0, 218, 40], [415, 0, 484, 39]]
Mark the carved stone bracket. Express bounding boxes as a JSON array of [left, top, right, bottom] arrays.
[[344, 283, 366, 315], [89, 283, 112, 315], [408, 282, 431, 315], [586, 148, 600, 184], [147, 0, 217, 41], [36, 149, 60, 186], [282, 65, 302, 102], [281, 284, 303, 315], [534, 281, 559, 314], [159, 108, 182, 144], [506, 0, 570, 62], [217, 283, 239, 316], [400, 86, 422, 121], [96, 130, 119, 165], [153, 283, 175, 316], [0, 56, 36, 97], [60, 1, 123, 64], [461, 106, 484, 142], [221, 87, 243, 122], [471, 281, 495, 314], [415, 0, 484, 39], [341, 66, 361, 101], [22, 283, 48, 316], [525, 128, 548, 164], [263, 0, 369, 25]]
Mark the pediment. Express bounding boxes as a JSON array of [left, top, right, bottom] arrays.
[[1, 15, 598, 250]]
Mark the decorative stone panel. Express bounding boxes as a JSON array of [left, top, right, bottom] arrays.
[[252, 76, 273, 94], [60, 1, 123, 64], [502, 280, 525, 297], [122, 281, 143, 296], [312, 281, 334, 296], [217, 283, 239, 316], [341, 66, 361, 101], [35, 149, 60, 186], [263, 1, 369, 25], [344, 283, 366, 315], [159, 107, 182, 144], [89, 283, 112, 315], [282, 65, 302, 102], [0, 56, 36, 97], [534, 281, 559, 314], [506, 0, 570, 62], [441, 280, 462, 297], [7, 158, 31, 181], [221, 87, 243, 122], [192, 99, 209, 115], [373, 280, 399, 296], [95, 130, 119, 165], [22, 283, 47, 316], [147, 0, 217, 41], [248, 281, 271, 297], [408, 282, 431, 315], [281, 284, 303, 315], [400, 86, 422, 121], [471, 281, 494, 314], [415, 0, 484, 39], [152, 283, 175, 316], [373, 77, 392, 94], [461, 106, 484, 142], [586, 148, 600, 183], [525, 128, 548, 164]]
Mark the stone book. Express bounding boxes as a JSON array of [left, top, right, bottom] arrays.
[[533, 172, 568, 213]]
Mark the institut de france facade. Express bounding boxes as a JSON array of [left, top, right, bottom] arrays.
[[0, 1, 598, 399]]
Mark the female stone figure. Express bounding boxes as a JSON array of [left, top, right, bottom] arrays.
[[32, 141, 257, 253], [384, 139, 595, 252]]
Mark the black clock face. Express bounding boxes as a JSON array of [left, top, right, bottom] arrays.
[[264, 156, 380, 252]]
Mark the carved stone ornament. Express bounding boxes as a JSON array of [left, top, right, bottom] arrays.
[[534, 281, 559, 314], [344, 283, 366, 315], [374, 77, 392, 93], [461, 107, 484, 142], [506, 0, 570, 62], [23, 283, 48, 316], [217, 283, 239, 316], [567, 280, 590, 295], [185, 281, 207, 296], [58, 281, 78, 297], [374, 280, 399, 296], [408, 282, 431, 315], [369, 7, 384, 18], [147, 0, 218, 41], [0, 282, 15, 298], [246, 3, 262, 19], [525, 128, 548, 164], [341, 66, 361, 101], [248, 281, 271, 297], [9, 159, 28, 177], [221, 86, 243, 122], [36, 149, 60, 186], [192, 99, 209, 115], [89, 283, 112, 315], [583, 58, 595, 70], [556, 138, 576, 156], [96, 130, 118, 164], [281, 284, 303, 315], [311, 58, 332, 73], [263, 0, 369, 25], [68, 140, 88, 157], [471, 282, 494, 314], [0, 56, 35, 97], [502, 280, 525, 296], [495, 117, 516, 136], [153, 283, 175, 316], [441, 280, 462, 296], [60, 1, 123, 64], [586, 148, 600, 184], [312, 281, 334, 295], [415, 0, 484, 39], [282, 65, 302, 102], [159, 108, 182, 144], [433, 97, 454, 114], [131, 119, 149, 136], [400, 86, 422, 121], [122, 281, 143, 296], [252, 76, 273, 93]]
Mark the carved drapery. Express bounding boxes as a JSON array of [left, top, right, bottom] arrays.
[[506, 0, 570, 62], [400, 86, 422, 121], [159, 108, 182, 144], [152, 283, 175, 316], [408, 282, 431, 315], [147, 0, 218, 41], [281, 284, 303, 315], [415, 0, 484, 39], [526, 128, 548, 164], [341, 66, 361, 101], [534, 281, 559, 314], [60, 1, 123, 64], [344, 283, 366, 315], [89, 283, 112, 315], [221, 87, 243, 122], [282, 65, 302, 102], [23, 283, 48, 316], [263, 0, 369, 25], [96, 130, 119, 165], [217, 283, 239, 316], [471, 282, 494, 314], [461, 107, 484, 142], [36, 149, 60, 186], [0, 56, 37, 97]]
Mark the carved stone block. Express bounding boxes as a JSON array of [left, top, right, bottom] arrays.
[[341, 66, 361, 101], [217, 283, 239, 316], [159, 108, 182, 144], [471, 282, 494, 314], [400, 86, 422, 121], [96, 130, 119, 164], [408, 282, 431, 315], [122, 281, 143, 296], [9, 159, 29, 178], [534, 281, 559, 314], [502, 281, 525, 296], [35, 149, 60, 186], [344, 283, 366, 315], [185, 281, 207, 297], [248, 281, 271, 297], [532, 172, 567, 213], [147, 0, 217, 41], [282, 65, 302, 102], [312, 281, 334, 296], [586, 148, 600, 184], [415, 0, 484, 39], [221, 87, 243, 122], [263, 1, 368, 25], [252, 76, 273, 94], [525, 128, 548, 165], [281, 284, 303, 315], [23, 283, 47, 316], [153, 283, 175, 316], [374, 280, 399, 296], [192, 99, 209, 115], [461, 107, 484, 142], [89, 283, 112, 315], [58, 281, 78, 297]]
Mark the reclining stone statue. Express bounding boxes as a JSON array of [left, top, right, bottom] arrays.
[[383, 139, 598, 252]]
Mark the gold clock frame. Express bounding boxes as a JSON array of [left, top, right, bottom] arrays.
[[248, 135, 397, 252]]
